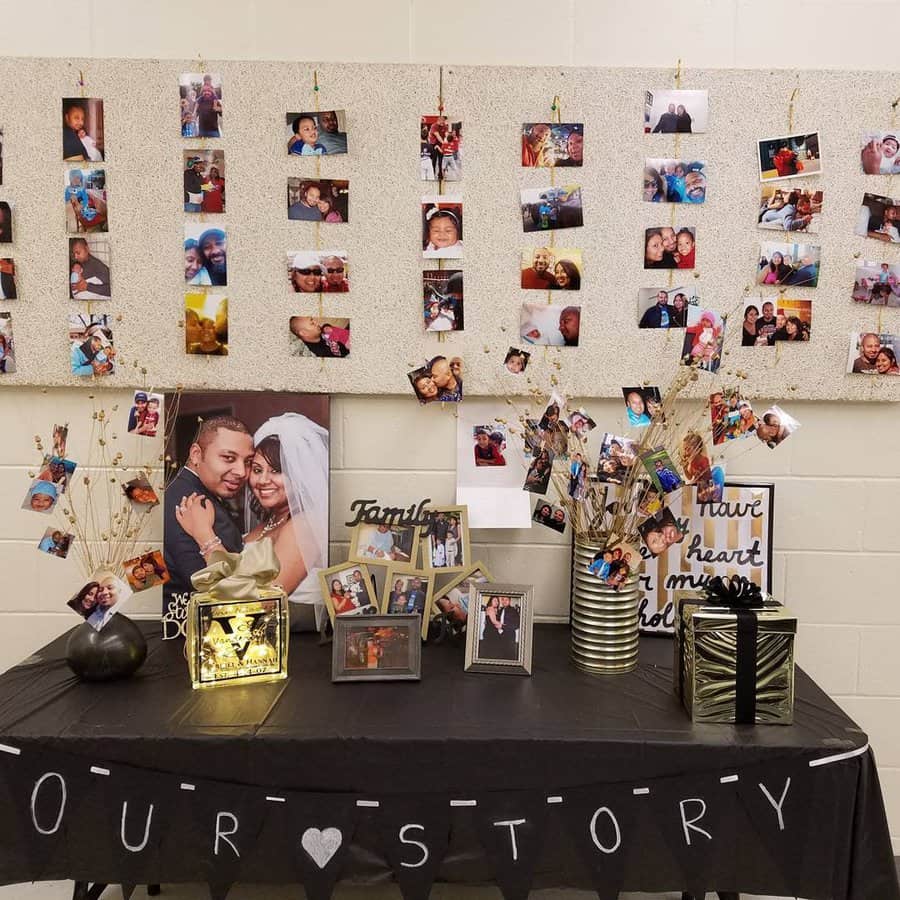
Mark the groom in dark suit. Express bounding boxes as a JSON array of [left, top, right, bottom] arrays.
[[498, 596, 520, 660], [163, 416, 255, 614]]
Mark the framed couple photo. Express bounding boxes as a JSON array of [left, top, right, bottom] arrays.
[[464, 583, 534, 676]]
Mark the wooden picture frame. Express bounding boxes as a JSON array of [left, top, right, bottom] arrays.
[[430, 562, 494, 625], [331, 614, 421, 682], [464, 582, 534, 676], [380, 567, 435, 639], [420, 504, 470, 574], [347, 521, 421, 572], [318, 561, 379, 626]]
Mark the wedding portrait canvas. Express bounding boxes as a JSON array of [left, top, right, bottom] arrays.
[[183, 150, 225, 214], [519, 303, 581, 347], [757, 185, 822, 234], [464, 583, 534, 676], [521, 122, 583, 167], [643, 159, 706, 203], [637, 286, 698, 328], [423, 269, 463, 332], [287, 109, 348, 156], [420, 115, 461, 180], [855, 193, 900, 244], [757, 131, 821, 181], [846, 332, 900, 375], [180, 73, 222, 137], [0, 312, 14, 374], [0, 259, 16, 300], [65, 169, 108, 233], [348, 522, 420, 572], [422, 198, 463, 258], [162, 391, 330, 634], [520, 247, 582, 290], [644, 89, 708, 133], [68, 314, 114, 376], [287, 250, 349, 293], [69, 236, 111, 299], [289, 316, 350, 358], [62, 98, 105, 161], [331, 615, 421, 682], [644, 227, 695, 269], [756, 241, 820, 287], [421, 505, 470, 573], [520, 185, 583, 232], [184, 224, 227, 286], [319, 561, 378, 623], [288, 178, 349, 222], [381, 570, 435, 637], [852, 261, 900, 306], [860, 131, 900, 175], [184, 293, 228, 356]]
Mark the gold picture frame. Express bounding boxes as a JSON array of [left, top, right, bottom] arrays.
[[347, 521, 421, 573], [380, 566, 435, 639], [419, 504, 470, 575], [318, 561, 379, 626], [430, 562, 494, 624]]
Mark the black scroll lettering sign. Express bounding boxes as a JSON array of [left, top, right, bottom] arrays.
[[344, 498, 437, 530]]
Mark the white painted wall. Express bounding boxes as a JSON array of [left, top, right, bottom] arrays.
[[0, 0, 897, 854]]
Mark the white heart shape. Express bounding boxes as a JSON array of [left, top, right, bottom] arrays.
[[301, 826, 342, 869]]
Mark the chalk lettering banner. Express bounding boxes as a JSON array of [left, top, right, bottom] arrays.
[[639, 482, 774, 635]]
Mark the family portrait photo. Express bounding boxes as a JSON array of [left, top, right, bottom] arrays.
[[69, 236, 111, 299], [520, 185, 583, 232], [533, 501, 566, 533], [319, 562, 378, 622], [123, 551, 170, 593], [758, 185, 822, 233], [637, 286, 698, 328], [422, 198, 463, 258], [67, 570, 132, 631], [421, 115, 461, 180], [434, 566, 493, 625], [860, 132, 900, 175], [333, 618, 420, 681], [423, 269, 463, 332], [287, 109, 348, 156], [465, 584, 533, 675], [755, 405, 801, 448], [183, 151, 225, 213], [855, 193, 900, 244], [596, 432, 638, 484], [0, 202, 10, 242], [163, 391, 330, 631], [521, 122, 583, 167], [65, 169, 107, 233], [288, 178, 349, 222], [383, 572, 433, 625], [847, 332, 900, 376], [852, 261, 900, 306], [185, 292, 228, 355], [519, 303, 581, 346], [287, 251, 349, 293], [523, 446, 554, 494], [289, 316, 350, 357], [756, 241, 820, 287], [127, 390, 163, 437], [0, 312, 14, 374], [644, 226, 695, 269], [643, 159, 706, 203], [0, 259, 15, 300], [681, 307, 725, 373], [184, 224, 227, 286], [710, 389, 757, 444], [520, 247, 582, 290], [587, 541, 638, 589], [62, 98, 104, 161], [422, 506, 469, 572], [407, 355, 463, 403], [742, 298, 811, 345], [69, 313, 115, 376], [180, 73, 222, 137], [37, 527, 73, 559], [349, 522, 418, 570], [638, 507, 687, 557], [504, 347, 530, 374], [644, 89, 708, 133], [473, 425, 507, 466], [757, 132, 821, 181], [622, 386, 662, 427]]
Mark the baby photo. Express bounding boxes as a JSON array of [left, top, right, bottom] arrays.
[[65, 169, 108, 233], [127, 390, 163, 437], [523, 447, 554, 494], [69, 313, 115, 376], [641, 447, 683, 495], [384, 573, 432, 617], [421, 115, 462, 181], [533, 501, 567, 533], [289, 316, 350, 357], [852, 261, 900, 307], [596, 433, 638, 484], [638, 507, 688, 557], [681, 308, 725, 373], [0, 201, 10, 243], [679, 431, 714, 487], [21, 477, 60, 514], [855, 193, 900, 244], [520, 247, 582, 290], [183, 151, 225, 213], [757, 132, 821, 181], [758, 185, 822, 234], [566, 408, 596, 436], [69, 236, 111, 299], [586, 541, 638, 590], [0, 259, 16, 300], [754, 405, 801, 448], [0, 312, 14, 374], [473, 425, 507, 467], [288, 178, 349, 222], [638, 286, 698, 328], [351, 524, 418, 566], [289, 250, 349, 294], [643, 159, 707, 203], [847, 332, 900, 375], [287, 110, 349, 156], [185, 293, 228, 356], [422, 198, 463, 258], [423, 269, 463, 332], [757, 241, 820, 287], [184, 224, 227, 286], [180, 73, 222, 137], [504, 347, 530, 374], [644, 227, 695, 269], [710, 389, 757, 444], [67, 570, 133, 631], [62, 98, 104, 161], [644, 89, 708, 133], [124, 477, 159, 508], [519, 303, 581, 347], [321, 563, 377, 621], [407, 356, 464, 403], [520, 185, 583, 233], [123, 551, 171, 592], [37, 527, 74, 559], [622, 386, 662, 428], [37, 455, 77, 494], [521, 122, 584, 167], [860, 132, 900, 175]]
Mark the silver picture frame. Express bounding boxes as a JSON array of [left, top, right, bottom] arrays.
[[464, 582, 534, 676], [331, 613, 422, 682]]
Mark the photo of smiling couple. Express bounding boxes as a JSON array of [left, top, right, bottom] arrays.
[[163, 393, 330, 631]]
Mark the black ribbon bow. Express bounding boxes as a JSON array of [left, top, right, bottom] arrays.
[[703, 575, 765, 609]]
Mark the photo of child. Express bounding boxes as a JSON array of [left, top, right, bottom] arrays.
[[644, 227, 695, 269], [183, 151, 225, 214], [855, 193, 900, 244], [180, 73, 222, 138], [421, 115, 461, 180], [62, 98, 104, 161], [681, 308, 725, 373], [287, 110, 348, 156], [520, 185, 583, 232], [185, 293, 228, 356], [473, 426, 506, 467], [21, 478, 59, 514], [860, 132, 900, 175], [123, 551, 171, 592], [423, 270, 463, 332], [65, 169, 108, 233], [69, 314, 115, 377], [586, 541, 638, 590], [127, 391, 164, 437], [596, 433, 638, 484], [521, 123, 583, 167], [504, 348, 530, 374], [519, 303, 581, 346], [289, 316, 351, 358], [0, 312, 14, 374], [69, 236, 111, 299], [709, 390, 757, 445], [37, 527, 74, 559], [757, 132, 821, 181], [643, 159, 706, 203], [638, 508, 688, 557], [758, 185, 822, 234], [641, 448, 683, 495], [422, 198, 463, 258], [322, 564, 377, 620], [754, 405, 801, 448]]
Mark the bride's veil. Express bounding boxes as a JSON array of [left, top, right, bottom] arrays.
[[245, 412, 329, 616]]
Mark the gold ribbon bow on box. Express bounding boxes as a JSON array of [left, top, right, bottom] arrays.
[[190, 538, 281, 600]]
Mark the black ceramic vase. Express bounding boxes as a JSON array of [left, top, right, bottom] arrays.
[[65, 614, 148, 681]]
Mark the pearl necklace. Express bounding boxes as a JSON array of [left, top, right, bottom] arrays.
[[261, 512, 289, 536]]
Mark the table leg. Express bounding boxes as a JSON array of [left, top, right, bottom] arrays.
[[680, 894, 742, 899], [71, 884, 108, 900], [148, 887, 161, 896]]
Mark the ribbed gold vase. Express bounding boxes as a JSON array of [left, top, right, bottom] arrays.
[[570, 538, 641, 675]]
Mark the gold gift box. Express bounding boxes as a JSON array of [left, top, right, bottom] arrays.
[[673, 592, 796, 725], [186, 588, 289, 689]]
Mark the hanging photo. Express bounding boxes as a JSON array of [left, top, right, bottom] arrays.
[[287, 251, 349, 293], [0, 311, 14, 374], [65, 169, 108, 233], [640, 447, 683, 495], [756, 241, 820, 287], [421, 115, 461, 181], [319, 562, 378, 623], [37, 527, 74, 559], [847, 332, 900, 375], [521, 122, 583, 167], [504, 347, 530, 374], [184, 224, 227, 286], [855, 193, 900, 244], [67, 571, 133, 631], [69, 236, 111, 299], [472, 425, 507, 467], [37, 455, 77, 494], [643, 159, 707, 203], [287, 109, 348, 156], [289, 316, 350, 357], [644, 226, 695, 269], [644, 89, 708, 133], [0, 259, 16, 300], [519, 302, 581, 347], [123, 551, 171, 592], [127, 390, 164, 437], [637, 286, 697, 328], [421, 197, 463, 258], [757, 131, 821, 181], [523, 446, 554, 494], [596, 433, 638, 484], [754, 405, 801, 448], [179, 73, 222, 137], [852, 261, 900, 306], [681, 308, 725, 373], [407, 356, 463, 403], [638, 507, 688, 558], [532, 501, 567, 533], [68, 313, 115, 376], [621, 386, 662, 428], [21, 478, 59, 514], [586, 541, 639, 590], [464, 583, 534, 676], [184, 293, 228, 356], [0, 201, 11, 243], [710, 389, 757, 445], [860, 131, 900, 175], [124, 477, 160, 508], [183, 150, 225, 214], [423, 269, 463, 332], [331, 615, 421, 682], [288, 178, 349, 222], [520, 247, 582, 290], [758, 185, 822, 234], [520, 185, 583, 233], [62, 98, 104, 161]]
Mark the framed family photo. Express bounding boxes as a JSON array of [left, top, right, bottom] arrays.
[[348, 522, 421, 572], [431, 563, 494, 625], [331, 615, 422, 683], [464, 583, 534, 676], [381, 569, 435, 637], [420, 505, 470, 573], [319, 561, 379, 625]]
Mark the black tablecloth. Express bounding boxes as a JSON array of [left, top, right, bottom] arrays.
[[0, 622, 896, 899]]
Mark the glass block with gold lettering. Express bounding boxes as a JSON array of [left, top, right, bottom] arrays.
[[186, 588, 289, 689]]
